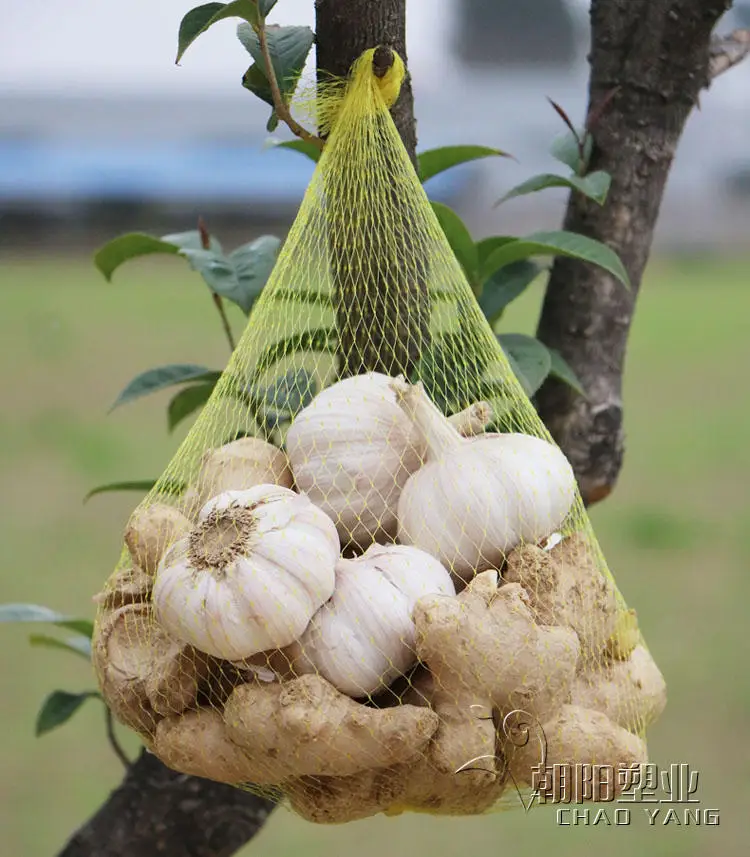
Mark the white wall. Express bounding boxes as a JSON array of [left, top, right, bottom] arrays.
[[0, 0, 454, 96]]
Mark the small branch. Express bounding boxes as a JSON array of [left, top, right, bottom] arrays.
[[198, 217, 237, 352], [104, 707, 132, 770], [709, 28, 750, 80], [257, 21, 324, 150], [212, 294, 237, 352]]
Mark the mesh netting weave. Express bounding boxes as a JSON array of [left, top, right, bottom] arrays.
[[92, 48, 666, 822]]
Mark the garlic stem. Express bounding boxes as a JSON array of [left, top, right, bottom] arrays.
[[448, 401, 493, 437], [390, 380, 465, 461]]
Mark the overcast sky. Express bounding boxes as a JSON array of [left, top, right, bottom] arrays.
[[0, 0, 456, 96]]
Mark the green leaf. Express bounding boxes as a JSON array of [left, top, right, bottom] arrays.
[[29, 634, 92, 660], [478, 261, 542, 323], [431, 202, 478, 284], [476, 236, 516, 271], [0, 604, 94, 638], [35, 690, 100, 737], [417, 145, 510, 184], [109, 365, 220, 412], [176, 1, 260, 64], [228, 235, 282, 311], [495, 171, 612, 207], [161, 230, 223, 253], [413, 344, 463, 413], [259, 0, 277, 14], [94, 234, 181, 282], [252, 329, 337, 381], [273, 139, 322, 163], [238, 23, 314, 110], [498, 334, 552, 398], [181, 236, 280, 314], [167, 382, 217, 431], [550, 128, 593, 174], [84, 479, 186, 503], [547, 348, 586, 397], [412, 334, 491, 414], [83, 480, 157, 503], [271, 289, 331, 307], [254, 370, 316, 437], [263, 369, 316, 415], [242, 63, 273, 106], [481, 230, 629, 289]]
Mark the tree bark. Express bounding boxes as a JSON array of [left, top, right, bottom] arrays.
[[534, 0, 731, 506], [316, 0, 427, 379], [57, 750, 275, 857], [315, 0, 417, 165]]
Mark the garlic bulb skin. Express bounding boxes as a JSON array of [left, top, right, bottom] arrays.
[[392, 380, 576, 581], [295, 544, 455, 697], [152, 484, 339, 661], [285, 373, 423, 547]]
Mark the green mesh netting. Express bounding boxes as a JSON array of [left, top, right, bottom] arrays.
[[92, 48, 666, 823]]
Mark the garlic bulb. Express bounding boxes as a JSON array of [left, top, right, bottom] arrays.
[[152, 484, 339, 661], [294, 543, 455, 697], [285, 373, 423, 547], [286, 373, 493, 548], [391, 379, 576, 580]]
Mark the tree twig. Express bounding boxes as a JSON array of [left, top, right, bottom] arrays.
[[211, 294, 237, 352], [198, 217, 237, 352], [257, 21, 324, 150], [709, 28, 750, 80], [104, 707, 132, 770]]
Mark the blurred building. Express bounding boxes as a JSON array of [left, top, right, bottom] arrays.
[[1, 0, 749, 249]]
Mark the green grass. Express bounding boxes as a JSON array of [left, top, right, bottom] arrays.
[[1, 252, 748, 857]]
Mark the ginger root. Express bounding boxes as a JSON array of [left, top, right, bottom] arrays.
[[389, 572, 577, 815], [504, 533, 620, 662], [185, 437, 293, 517], [224, 673, 438, 782], [506, 705, 648, 802], [93, 603, 209, 736], [154, 707, 273, 786], [414, 572, 580, 723], [572, 645, 667, 734], [286, 766, 410, 824], [92, 564, 152, 611], [124, 504, 190, 576]]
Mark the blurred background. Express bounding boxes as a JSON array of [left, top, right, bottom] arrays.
[[1, 1, 748, 856]]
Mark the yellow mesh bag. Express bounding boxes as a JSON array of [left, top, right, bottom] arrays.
[[92, 48, 666, 822]]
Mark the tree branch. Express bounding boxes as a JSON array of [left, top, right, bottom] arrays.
[[57, 749, 276, 857], [316, 0, 428, 379], [256, 20, 324, 150], [534, 0, 732, 506], [709, 27, 750, 79]]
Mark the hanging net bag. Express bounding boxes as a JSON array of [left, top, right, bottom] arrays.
[[92, 48, 666, 822]]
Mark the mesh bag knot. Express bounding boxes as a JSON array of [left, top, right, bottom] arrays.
[[92, 48, 666, 822]]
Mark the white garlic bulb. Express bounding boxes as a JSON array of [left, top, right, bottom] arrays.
[[285, 373, 493, 548], [391, 379, 576, 581], [293, 543, 455, 697], [285, 372, 423, 547], [152, 484, 339, 661]]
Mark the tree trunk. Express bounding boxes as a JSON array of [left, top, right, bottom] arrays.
[[534, 0, 731, 506], [57, 750, 275, 857], [316, 0, 417, 164], [317, 0, 427, 379]]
